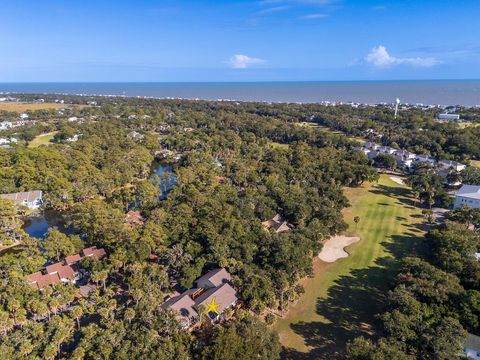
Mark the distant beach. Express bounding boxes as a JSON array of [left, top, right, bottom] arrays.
[[1, 80, 479, 106]]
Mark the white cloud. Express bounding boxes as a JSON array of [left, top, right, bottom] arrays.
[[300, 13, 328, 19], [258, 5, 290, 14], [365, 45, 441, 68], [228, 54, 266, 69]]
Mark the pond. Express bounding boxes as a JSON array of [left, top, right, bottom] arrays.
[[156, 163, 177, 199], [22, 164, 177, 238], [22, 210, 73, 239]]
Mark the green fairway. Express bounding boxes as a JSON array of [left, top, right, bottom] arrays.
[[274, 174, 425, 359], [28, 131, 58, 148]]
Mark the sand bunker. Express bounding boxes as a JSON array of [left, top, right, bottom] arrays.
[[318, 235, 360, 263], [390, 176, 405, 185]]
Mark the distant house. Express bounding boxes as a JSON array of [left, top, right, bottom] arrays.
[[438, 113, 460, 121], [454, 185, 480, 209], [19, 113, 29, 119], [161, 268, 239, 328], [415, 154, 437, 165], [0, 121, 13, 130], [0, 190, 43, 209], [0, 137, 18, 146], [393, 150, 416, 169], [66, 134, 80, 142], [262, 214, 293, 233], [355, 142, 466, 176], [465, 333, 480, 360], [438, 160, 466, 173], [377, 146, 396, 155]]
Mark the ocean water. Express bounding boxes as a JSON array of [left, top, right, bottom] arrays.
[[1, 80, 479, 106]]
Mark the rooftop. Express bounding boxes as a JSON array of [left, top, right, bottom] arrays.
[[195, 268, 231, 288], [193, 283, 238, 315], [0, 190, 42, 203], [465, 333, 480, 352], [457, 185, 480, 200]]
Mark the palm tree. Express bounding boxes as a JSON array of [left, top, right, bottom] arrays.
[[70, 305, 83, 329], [353, 216, 360, 230], [124, 308, 135, 325]]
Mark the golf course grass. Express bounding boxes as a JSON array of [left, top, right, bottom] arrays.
[[28, 131, 58, 148], [274, 174, 425, 359]]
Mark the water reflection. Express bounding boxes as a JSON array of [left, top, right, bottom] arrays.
[[156, 164, 177, 199], [22, 211, 73, 239]]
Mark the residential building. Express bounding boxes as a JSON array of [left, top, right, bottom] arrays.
[[454, 185, 480, 209], [465, 333, 480, 360], [82, 246, 107, 259], [26, 246, 107, 290], [161, 268, 239, 328], [415, 154, 437, 165], [46, 262, 78, 283], [438, 113, 460, 121], [196, 268, 231, 289], [393, 150, 416, 169], [0, 137, 18, 146], [0, 121, 13, 130], [262, 214, 293, 233], [193, 283, 238, 321], [438, 160, 466, 173], [0, 190, 43, 209], [124, 210, 145, 226], [377, 146, 396, 155]]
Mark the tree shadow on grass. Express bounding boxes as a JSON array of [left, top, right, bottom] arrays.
[[282, 259, 395, 359], [369, 184, 416, 208], [281, 225, 426, 359]]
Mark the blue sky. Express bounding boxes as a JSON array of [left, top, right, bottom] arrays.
[[1, 0, 479, 81]]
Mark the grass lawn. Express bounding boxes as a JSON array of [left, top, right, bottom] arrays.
[[457, 122, 480, 129], [471, 160, 480, 169], [274, 174, 425, 359], [270, 142, 290, 150], [0, 102, 66, 112], [28, 131, 59, 148], [310, 123, 366, 144]]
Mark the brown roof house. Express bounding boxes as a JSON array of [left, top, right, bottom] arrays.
[[124, 210, 145, 226], [161, 268, 239, 328], [26, 246, 107, 291], [262, 214, 293, 233], [0, 190, 43, 210]]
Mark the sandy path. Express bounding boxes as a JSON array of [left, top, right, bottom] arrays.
[[390, 176, 404, 185], [318, 235, 361, 263]]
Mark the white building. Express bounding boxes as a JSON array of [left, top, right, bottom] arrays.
[[438, 113, 460, 121], [0, 190, 43, 209], [394, 150, 417, 169], [438, 160, 466, 173], [0, 137, 18, 146], [454, 185, 480, 209], [0, 121, 13, 130], [465, 333, 480, 360]]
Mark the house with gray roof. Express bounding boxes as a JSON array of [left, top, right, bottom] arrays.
[[0, 190, 43, 209], [195, 268, 231, 289], [455, 185, 480, 209], [161, 268, 239, 328]]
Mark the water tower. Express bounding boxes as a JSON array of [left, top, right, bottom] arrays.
[[394, 98, 400, 119]]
